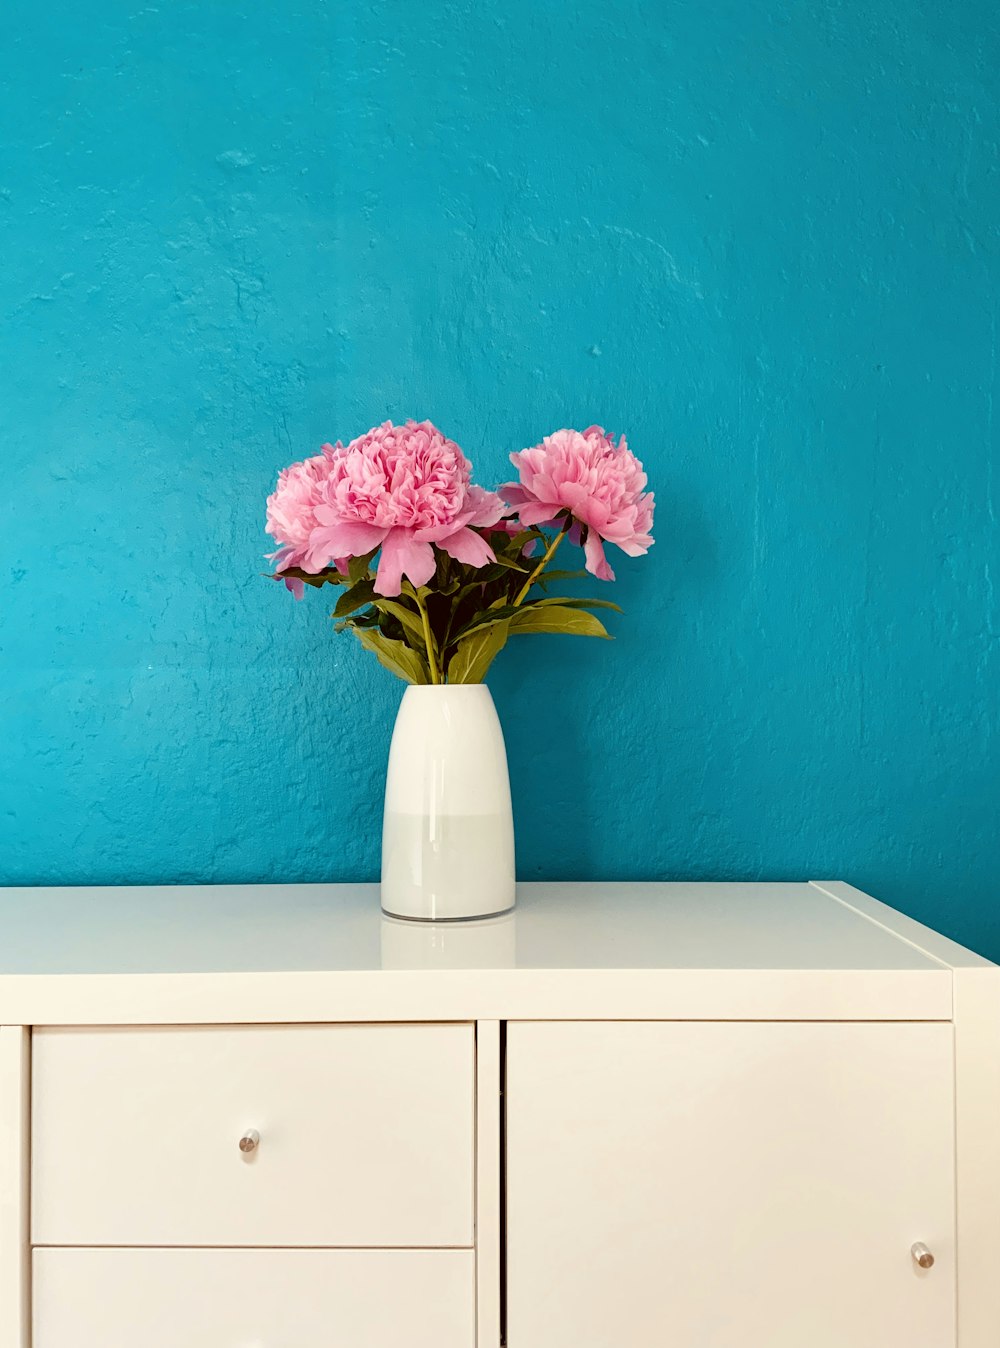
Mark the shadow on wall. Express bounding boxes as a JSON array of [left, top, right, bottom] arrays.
[[497, 481, 718, 882]]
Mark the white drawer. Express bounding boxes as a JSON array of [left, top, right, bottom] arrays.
[[33, 1247, 475, 1348], [32, 1023, 473, 1246]]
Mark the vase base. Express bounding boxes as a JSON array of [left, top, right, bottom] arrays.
[[380, 902, 516, 925]]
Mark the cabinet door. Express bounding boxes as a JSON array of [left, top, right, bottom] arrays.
[[506, 1022, 955, 1348]]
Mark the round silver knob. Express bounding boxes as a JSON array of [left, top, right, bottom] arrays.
[[239, 1128, 260, 1154], [911, 1242, 934, 1269]]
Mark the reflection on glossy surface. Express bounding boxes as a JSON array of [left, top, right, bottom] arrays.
[[0, 882, 943, 976], [380, 910, 516, 970]]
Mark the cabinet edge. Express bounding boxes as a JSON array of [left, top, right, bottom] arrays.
[[0, 1027, 29, 1348]]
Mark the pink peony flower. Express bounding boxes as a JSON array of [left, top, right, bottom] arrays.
[[265, 451, 343, 598], [504, 426, 654, 580], [307, 420, 506, 596]]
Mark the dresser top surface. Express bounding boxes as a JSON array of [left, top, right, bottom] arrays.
[[0, 880, 979, 977]]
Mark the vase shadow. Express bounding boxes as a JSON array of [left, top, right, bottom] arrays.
[[491, 480, 716, 883]]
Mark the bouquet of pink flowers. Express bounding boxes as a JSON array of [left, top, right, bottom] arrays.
[[265, 420, 654, 684]]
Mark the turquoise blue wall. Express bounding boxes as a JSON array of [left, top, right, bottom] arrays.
[[3, 1, 998, 952]]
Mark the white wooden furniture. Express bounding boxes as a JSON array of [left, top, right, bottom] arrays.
[[0, 880, 997, 1347]]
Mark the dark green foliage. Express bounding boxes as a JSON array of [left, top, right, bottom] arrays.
[[268, 525, 618, 684]]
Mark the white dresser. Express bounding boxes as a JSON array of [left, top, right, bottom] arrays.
[[0, 880, 997, 1347]]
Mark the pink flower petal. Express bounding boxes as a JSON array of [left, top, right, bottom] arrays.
[[584, 529, 615, 581], [611, 536, 652, 557], [375, 529, 436, 596], [464, 486, 508, 528], [414, 512, 476, 543], [266, 545, 296, 571], [437, 526, 497, 569], [411, 493, 506, 541], [500, 483, 531, 507], [512, 501, 559, 527], [310, 518, 388, 557]]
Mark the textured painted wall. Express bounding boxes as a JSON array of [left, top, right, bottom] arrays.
[[2, 1, 998, 952]]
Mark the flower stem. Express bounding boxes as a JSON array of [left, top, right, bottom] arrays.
[[513, 526, 568, 607], [413, 590, 441, 685]]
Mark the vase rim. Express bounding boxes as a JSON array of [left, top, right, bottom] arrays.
[[403, 683, 493, 693]]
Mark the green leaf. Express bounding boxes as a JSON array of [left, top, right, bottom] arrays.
[[484, 552, 530, 573], [448, 601, 523, 644], [372, 597, 427, 645], [533, 596, 623, 614], [474, 563, 526, 585], [269, 566, 349, 589], [348, 550, 377, 584], [334, 578, 376, 618], [449, 580, 490, 605], [508, 605, 612, 639], [446, 620, 511, 684], [353, 628, 430, 684], [334, 608, 378, 633], [508, 529, 547, 554]]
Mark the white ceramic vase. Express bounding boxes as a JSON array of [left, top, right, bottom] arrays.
[[380, 685, 516, 922]]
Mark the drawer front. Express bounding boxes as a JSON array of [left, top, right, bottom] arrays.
[[34, 1248, 475, 1348], [32, 1023, 473, 1246]]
